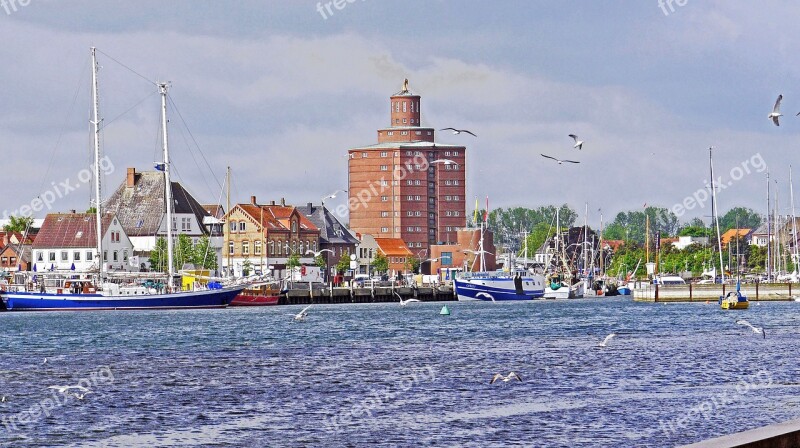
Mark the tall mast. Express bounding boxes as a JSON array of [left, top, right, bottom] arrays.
[[710, 147, 724, 284], [159, 82, 174, 286], [584, 203, 588, 277], [555, 207, 560, 272], [767, 171, 772, 280], [599, 210, 604, 276], [226, 166, 231, 277], [791, 166, 798, 275], [90, 47, 103, 276]]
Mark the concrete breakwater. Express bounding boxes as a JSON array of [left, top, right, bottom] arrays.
[[634, 283, 799, 302], [280, 285, 457, 305]]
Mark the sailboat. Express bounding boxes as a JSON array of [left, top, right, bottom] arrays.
[[1, 48, 246, 311], [544, 207, 584, 299], [453, 208, 545, 301]]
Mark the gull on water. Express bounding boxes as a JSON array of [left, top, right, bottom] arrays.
[[440, 127, 477, 137], [43, 358, 47, 364], [292, 305, 312, 322], [490, 372, 522, 384], [48, 385, 90, 394], [395, 292, 420, 306], [599, 333, 617, 347], [769, 94, 783, 126], [541, 154, 579, 165], [736, 319, 766, 338], [1, 396, 6, 403], [71, 392, 92, 400], [568, 134, 584, 150], [476, 292, 496, 302]]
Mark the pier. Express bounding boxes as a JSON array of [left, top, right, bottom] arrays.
[[634, 283, 798, 302], [279, 284, 457, 305]]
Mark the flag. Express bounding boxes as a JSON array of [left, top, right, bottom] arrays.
[[484, 196, 489, 223], [473, 197, 479, 224], [643, 202, 647, 209], [154, 163, 166, 172]]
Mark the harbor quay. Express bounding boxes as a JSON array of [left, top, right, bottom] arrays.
[[280, 284, 456, 305], [634, 283, 799, 302]]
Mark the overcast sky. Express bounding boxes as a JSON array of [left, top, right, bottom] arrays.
[[1, 0, 798, 228]]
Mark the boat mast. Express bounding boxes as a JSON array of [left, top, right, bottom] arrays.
[[584, 203, 588, 278], [710, 146, 724, 284], [767, 171, 772, 281], [791, 166, 798, 275], [226, 166, 231, 277], [599, 210, 604, 276], [555, 207, 560, 273], [159, 82, 174, 287], [90, 47, 104, 278]]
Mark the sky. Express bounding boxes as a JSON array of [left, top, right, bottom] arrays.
[[1, 0, 799, 229]]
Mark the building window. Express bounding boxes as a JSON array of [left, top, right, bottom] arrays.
[[74, 251, 81, 261], [453, 151, 459, 156], [381, 227, 389, 232], [445, 151, 451, 157], [414, 195, 421, 201], [182, 218, 191, 231], [445, 164, 452, 170], [37, 252, 43, 262], [239, 222, 246, 232], [61, 251, 68, 261], [381, 196, 388, 202], [415, 131, 422, 135], [277, 240, 283, 255], [407, 227, 414, 232], [269, 240, 274, 256], [291, 221, 297, 232], [407, 180, 413, 186], [229, 242, 234, 255], [380, 165, 389, 171], [388, 131, 394, 136], [415, 211, 422, 216], [380, 179, 388, 186], [406, 211, 414, 217], [381, 151, 388, 157], [414, 180, 421, 186], [383, 211, 391, 218], [229, 221, 237, 232], [405, 151, 412, 156], [362, 152, 368, 158], [243, 241, 249, 255], [403, 101, 407, 112], [112, 251, 118, 262]]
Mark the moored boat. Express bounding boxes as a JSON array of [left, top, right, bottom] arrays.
[[454, 270, 545, 301], [230, 282, 280, 306]]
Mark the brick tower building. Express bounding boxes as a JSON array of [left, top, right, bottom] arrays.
[[348, 80, 467, 255]]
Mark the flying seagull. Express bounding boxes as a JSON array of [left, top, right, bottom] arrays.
[[568, 134, 584, 150], [769, 95, 783, 126], [292, 305, 312, 322], [1, 396, 6, 403], [395, 292, 420, 306], [306, 249, 334, 258], [736, 319, 766, 338], [441, 127, 477, 137], [43, 358, 47, 364], [48, 385, 90, 394], [599, 333, 616, 347], [476, 292, 496, 302], [541, 154, 579, 165], [490, 372, 522, 384], [71, 391, 92, 400]]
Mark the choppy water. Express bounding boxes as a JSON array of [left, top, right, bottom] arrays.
[[0, 298, 798, 447]]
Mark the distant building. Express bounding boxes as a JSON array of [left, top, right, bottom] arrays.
[[430, 228, 497, 276], [222, 197, 320, 278], [32, 212, 134, 272], [104, 168, 215, 270], [672, 236, 709, 250], [355, 234, 413, 276], [295, 203, 359, 280], [751, 224, 771, 247], [348, 79, 467, 255], [719, 229, 752, 248]]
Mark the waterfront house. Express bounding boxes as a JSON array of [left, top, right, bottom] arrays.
[[430, 228, 497, 277], [720, 229, 752, 248], [32, 212, 134, 272], [295, 203, 359, 280]]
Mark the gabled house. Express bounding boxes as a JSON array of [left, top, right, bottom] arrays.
[[104, 168, 216, 269], [296, 203, 359, 280], [222, 197, 320, 278], [720, 228, 752, 248], [375, 237, 414, 274], [0, 243, 31, 272], [32, 212, 134, 272]]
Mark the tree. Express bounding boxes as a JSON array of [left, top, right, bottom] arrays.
[[242, 259, 253, 276], [86, 207, 97, 214], [315, 254, 327, 269], [336, 251, 351, 274], [603, 207, 679, 245], [487, 204, 577, 250], [372, 252, 389, 274], [405, 255, 421, 274], [148, 237, 168, 273], [719, 207, 762, 232], [678, 225, 712, 238], [174, 234, 195, 270], [3, 215, 33, 233], [523, 221, 556, 256], [191, 236, 218, 270]]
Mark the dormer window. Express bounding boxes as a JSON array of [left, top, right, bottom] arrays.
[[291, 221, 297, 232]]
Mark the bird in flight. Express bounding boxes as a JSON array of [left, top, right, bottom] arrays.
[[395, 292, 420, 306], [490, 372, 522, 384], [71, 392, 92, 400], [769, 94, 783, 126], [48, 385, 90, 394], [292, 305, 312, 322], [441, 127, 477, 137], [599, 333, 616, 347], [541, 154, 579, 165], [736, 319, 766, 339], [306, 249, 334, 258], [568, 134, 584, 150], [476, 292, 496, 302]]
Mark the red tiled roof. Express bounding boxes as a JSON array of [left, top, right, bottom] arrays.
[[235, 203, 319, 233], [32, 213, 115, 249], [721, 228, 751, 246], [375, 238, 413, 257]]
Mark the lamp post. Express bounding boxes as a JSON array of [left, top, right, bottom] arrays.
[[431, 159, 456, 245]]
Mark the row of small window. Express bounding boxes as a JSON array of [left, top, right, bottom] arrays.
[[0, 256, 17, 266], [35, 250, 126, 262], [229, 240, 316, 256], [228, 220, 299, 233], [171, 217, 192, 232], [406, 242, 425, 248], [387, 129, 424, 135], [443, 196, 461, 201], [393, 101, 419, 114], [389, 257, 407, 264]]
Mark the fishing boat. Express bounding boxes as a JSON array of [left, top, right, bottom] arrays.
[[230, 282, 280, 306], [1, 48, 246, 311], [542, 206, 584, 299], [454, 220, 545, 301]]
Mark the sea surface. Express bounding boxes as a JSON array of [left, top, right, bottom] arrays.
[[0, 298, 798, 447]]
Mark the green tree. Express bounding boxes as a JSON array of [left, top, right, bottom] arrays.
[[336, 251, 351, 274], [372, 252, 389, 274], [3, 215, 33, 233], [242, 259, 253, 276], [719, 207, 762, 233], [86, 207, 97, 214], [523, 221, 556, 255], [286, 253, 300, 272], [174, 234, 195, 270], [191, 236, 218, 270], [405, 255, 421, 274], [315, 254, 327, 269], [678, 225, 712, 238], [487, 204, 577, 250], [148, 237, 168, 273]]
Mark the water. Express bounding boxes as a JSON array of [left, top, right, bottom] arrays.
[[0, 299, 798, 447]]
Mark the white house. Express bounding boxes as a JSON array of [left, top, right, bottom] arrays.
[[32, 212, 135, 272]]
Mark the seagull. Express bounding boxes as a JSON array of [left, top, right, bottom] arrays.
[[306, 249, 334, 258], [48, 385, 90, 394], [395, 292, 420, 306], [736, 319, 766, 338], [440, 127, 477, 137], [476, 292, 496, 302], [43, 358, 47, 364], [568, 134, 584, 150], [541, 154, 579, 165], [490, 372, 522, 384], [769, 94, 783, 126], [292, 305, 312, 321], [599, 333, 616, 347], [71, 391, 92, 400], [1, 396, 6, 403]]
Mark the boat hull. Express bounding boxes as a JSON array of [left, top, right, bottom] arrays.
[[230, 293, 280, 306], [454, 275, 545, 301], [1, 286, 246, 311], [617, 287, 632, 296], [544, 282, 584, 299], [719, 293, 749, 310]]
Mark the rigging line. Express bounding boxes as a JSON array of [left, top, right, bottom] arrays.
[[100, 91, 158, 130], [167, 96, 223, 192], [171, 111, 214, 199], [95, 49, 158, 87]]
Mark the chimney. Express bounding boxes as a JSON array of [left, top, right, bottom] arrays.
[[281, 198, 286, 207], [250, 195, 257, 205], [307, 202, 313, 210], [2, 233, 8, 247], [126, 168, 136, 187], [270, 200, 276, 206], [70, 209, 76, 214]]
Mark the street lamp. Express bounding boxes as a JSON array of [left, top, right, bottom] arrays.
[[430, 159, 456, 245]]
